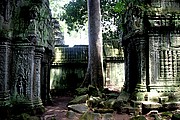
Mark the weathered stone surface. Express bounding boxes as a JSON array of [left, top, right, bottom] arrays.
[[94, 108, 114, 113], [102, 113, 114, 120], [79, 111, 101, 120], [66, 110, 76, 119], [116, 91, 130, 102], [68, 103, 88, 114], [104, 98, 116, 109], [142, 101, 162, 109], [106, 93, 119, 99], [87, 96, 102, 108], [68, 94, 88, 105], [158, 96, 169, 104], [0, 0, 55, 116], [122, 0, 180, 101], [163, 102, 180, 110]]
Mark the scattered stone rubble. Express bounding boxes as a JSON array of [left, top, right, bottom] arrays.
[[65, 85, 180, 120]]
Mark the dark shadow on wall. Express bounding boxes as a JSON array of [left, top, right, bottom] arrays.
[[50, 64, 87, 96]]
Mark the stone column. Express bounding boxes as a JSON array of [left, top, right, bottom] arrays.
[[12, 41, 35, 107], [0, 39, 11, 106], [123, 42, 131, 92], [134, 37, 147, 92], [41, 49, 53, 105], [33, 46, 44, 111]]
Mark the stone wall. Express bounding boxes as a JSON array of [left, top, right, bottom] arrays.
[[122, 0, 180, 100], [0, 0, 55, 115], [50, 43, 125, 94]]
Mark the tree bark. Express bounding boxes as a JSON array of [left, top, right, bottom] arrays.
[[81, 0, 104, 89]]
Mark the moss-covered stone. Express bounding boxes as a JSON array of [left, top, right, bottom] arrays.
[[68, 103, 88, 114], [94, 108, 114, 113], [104, 98, 116, 109], [68, 94, 89, 105], [161, 111, 173, 118], [66, 110, 76, 119], [79, 111, 101, 120], [87, 96, 102, 108], [75, 87, 88, 96]]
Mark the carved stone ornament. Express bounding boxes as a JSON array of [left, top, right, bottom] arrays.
[[12, 45, 35, 100]]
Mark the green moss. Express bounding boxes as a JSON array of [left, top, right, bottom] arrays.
[[68, 94, 89, 105], [75, 87, 88, 95]]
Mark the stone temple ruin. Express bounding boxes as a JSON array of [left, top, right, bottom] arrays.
[[0, 0, 55, 116], [1, 0, 180, 119], [122, 0, 180, 109]]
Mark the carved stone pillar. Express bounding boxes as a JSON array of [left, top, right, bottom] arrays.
[[41, 49, 53, 105], [33, 46, 44, 109], [12, 41, 35, 107], [123, 42, 131, 92], [134, 37, 147, 92], [0, 39, 11, 106]]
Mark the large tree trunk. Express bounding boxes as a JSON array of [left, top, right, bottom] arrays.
[[81, 0, 104, 89]]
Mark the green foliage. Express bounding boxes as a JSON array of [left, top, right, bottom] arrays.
[[61, 0, 87, 32], [60, 0, 121, 40], [100, 0, 120, 40], [114, 0, 127, 13], [114, 0, 143, 13]]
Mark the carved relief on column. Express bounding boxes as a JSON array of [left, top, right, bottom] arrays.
[[33, 46, 45, 106], [134, 36, 147, 92], [0, 39, 11, 106], [149, 34, 155, 84], [12, 42, 35, 104]]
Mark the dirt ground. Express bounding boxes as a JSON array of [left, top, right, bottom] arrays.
[[41, 96, 131, 120]]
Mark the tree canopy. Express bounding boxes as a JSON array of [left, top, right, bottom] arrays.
[[60, 0, 121, 40]]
